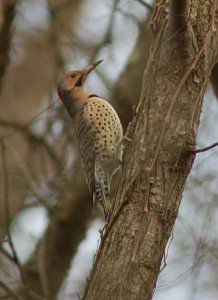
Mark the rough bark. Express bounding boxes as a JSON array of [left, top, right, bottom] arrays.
[[82, 1, 218, 299]]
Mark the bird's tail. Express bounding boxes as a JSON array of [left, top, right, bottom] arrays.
[[93, 186, 111, 220], [94, 161, 112, 220]]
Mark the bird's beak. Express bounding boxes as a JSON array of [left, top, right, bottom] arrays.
[[74, 60, 103, 87], [84, 60, 103, 76]]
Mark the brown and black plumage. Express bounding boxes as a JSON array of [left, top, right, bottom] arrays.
[[57, 61, 123, 220]]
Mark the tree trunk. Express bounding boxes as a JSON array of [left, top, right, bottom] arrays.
[[82, 1, 218, 299]]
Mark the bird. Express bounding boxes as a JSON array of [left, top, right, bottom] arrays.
[[57, 60, 123, 220]]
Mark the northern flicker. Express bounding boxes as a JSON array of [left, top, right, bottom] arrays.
[[57, 60, 123, 220]]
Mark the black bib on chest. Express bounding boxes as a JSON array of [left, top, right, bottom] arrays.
[[88, 94, 99, 99]]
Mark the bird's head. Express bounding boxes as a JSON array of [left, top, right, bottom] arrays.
[[57, 60, 103, 101]]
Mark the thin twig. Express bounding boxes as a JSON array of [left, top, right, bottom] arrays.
[[1, 140, 20, 265], [0, 278, 24, 300], [0, 140, 10, 228], [192, 142, 218, 154], [136, 0, 153, 11], [19, 286, 49, 300], [0, 118, 62, 170], [3, 141, 53, 211], [0, 139, 30, 298], [0, 246, 17, 265], [0, 101, 58, 140], [87, 0, 120, 64]]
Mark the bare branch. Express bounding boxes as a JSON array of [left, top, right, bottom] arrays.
[[23, 165, 94, 299], [192, 142, 218, 154], [0, 139, 30, 298], [0, 119, 63, 171], [136, 0, 154, 11], [87, 0, 120, 64], [0, 278, 24, 300], [0, 140, 9, 229], [0, 0, 16, 89]]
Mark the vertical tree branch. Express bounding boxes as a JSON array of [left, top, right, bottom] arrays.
[[0, 0, 16, 89], [81, 1, 218, 299]]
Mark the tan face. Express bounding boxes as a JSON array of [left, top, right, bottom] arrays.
[[64, 70, 86, 88], [57, 60, 103, 100], [57, 70, 86, 100]]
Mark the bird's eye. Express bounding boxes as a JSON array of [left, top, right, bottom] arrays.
[[71, 74, 76, 78]]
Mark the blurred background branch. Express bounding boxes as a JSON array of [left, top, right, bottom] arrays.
[[0, 0, 16, 90], [0, 0, 218, 299]]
